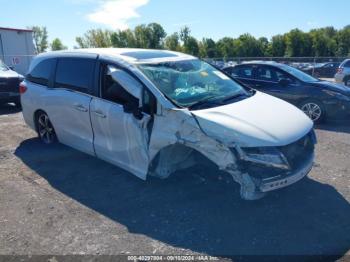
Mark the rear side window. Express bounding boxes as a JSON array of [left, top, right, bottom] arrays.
[[231, 66, 254, 79], [55, 58, 95, 93], [27, 59, 55, 86]]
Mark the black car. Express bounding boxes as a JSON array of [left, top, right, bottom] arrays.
[[303, 62, 340, 78], [223, 62, 350, 123], [0, 60, 23, 107]]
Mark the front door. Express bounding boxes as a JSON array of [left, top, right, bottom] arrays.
[[90, 63, 152, 179], [254, 65, 301, 106]]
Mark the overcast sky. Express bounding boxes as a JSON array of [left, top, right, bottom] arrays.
[[0, 0, 349, 48]]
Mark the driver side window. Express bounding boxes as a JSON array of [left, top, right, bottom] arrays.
[[100, 64, 138, 107]]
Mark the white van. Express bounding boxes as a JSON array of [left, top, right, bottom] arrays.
[[21, 49, 316, 200]]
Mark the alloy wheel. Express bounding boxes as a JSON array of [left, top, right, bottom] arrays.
[[301, 102, 322, 122], [37, 113, 56, 144]]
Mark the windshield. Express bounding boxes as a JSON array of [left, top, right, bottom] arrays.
[[279, 64, 319, 82], [0, 60, 9, 71], [138, 59, 249, 108]]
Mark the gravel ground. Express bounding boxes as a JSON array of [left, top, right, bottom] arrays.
[[0, 104, 349, 261]]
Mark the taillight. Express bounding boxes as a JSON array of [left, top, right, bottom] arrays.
[[337, 68, 343, 74], [19, 82, 27, 94]]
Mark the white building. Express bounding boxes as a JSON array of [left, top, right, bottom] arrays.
[[0, 27, 36, 75]]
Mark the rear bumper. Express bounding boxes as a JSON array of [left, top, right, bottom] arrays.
[[259, 153, 314, 192], [0, 92, 20, 102]]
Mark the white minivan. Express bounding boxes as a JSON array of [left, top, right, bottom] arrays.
[[21, 49, 316, 200]]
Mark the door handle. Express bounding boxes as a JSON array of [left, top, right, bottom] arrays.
[[270, 90, 282, 93], [93, 110, 106, 118], [73, 104, 88, 112]]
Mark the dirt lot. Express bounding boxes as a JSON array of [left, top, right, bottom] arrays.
[[0, 104, 350, 261]]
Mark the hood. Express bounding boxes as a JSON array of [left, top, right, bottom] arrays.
[[0, 69, 22, 78], [192, 92, 313, 147], [311, 81, 350, 95]]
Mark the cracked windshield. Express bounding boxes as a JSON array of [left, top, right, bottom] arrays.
[[138, 59, 250, 109]]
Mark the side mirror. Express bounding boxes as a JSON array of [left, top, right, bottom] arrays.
[[123, 101, 143, 120], [108, 66, 142, 102], [279, 78, 290, 87]]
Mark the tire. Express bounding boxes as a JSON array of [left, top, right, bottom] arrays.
[[344, 77, 350, 87], [35, 111, 57, 144], [300, 100, 325, 124]]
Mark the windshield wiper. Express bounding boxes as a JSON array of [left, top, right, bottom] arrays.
[[188, 96, 221, 110], [221, 93, 249, 103]]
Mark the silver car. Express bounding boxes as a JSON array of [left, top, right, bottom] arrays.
[[335, 59, 350, 87]]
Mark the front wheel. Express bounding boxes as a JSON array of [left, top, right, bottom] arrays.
[[300, 100, 325, 124], [35, 112, 57, 144]]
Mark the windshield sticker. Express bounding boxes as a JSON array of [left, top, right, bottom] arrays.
[[213, 71, 230, 80]]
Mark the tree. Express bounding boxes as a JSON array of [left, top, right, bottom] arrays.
[[285, 29, 312, 57], [336, 26, 350, 56], [165, 32, 181, 51], [111, 29, 137, 48], [199, 38, 217, 58], [75, 29, 112, 48], [180, 26, 191, 43], [310, 29, 336, 57], [50, 38, 67, 51], [216, 37, 236, 59], [147, 23, 167, 49], [183, 36, 199, 56], [30, 26, 48, 53], [258, 37, 270, 56], [269, 35, 286, 57], [235, 34, 265, 57]]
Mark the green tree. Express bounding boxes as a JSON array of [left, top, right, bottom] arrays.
[[269, 35, 286, 57], [216, 37, 236, 59], [147, 23, 167, 49], [310, 29, 336, 57], [111, 29, 137, 48], [285, 29, 312, 57], [180, 26, 191, 43], [199, 38, 217, 58], [258, 37, 270, 56], [183, 36, 199, 56], [165, 32, 181, 51], [75, 29, 112, 48], [30, 26, 48, 53], [336, 26, 350, 56], [236, 34, 265, 57], [50, 38, 67, 51]]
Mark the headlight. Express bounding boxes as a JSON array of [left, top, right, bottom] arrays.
[[324, 90, 350, 101], [235, 146, 290, 170]]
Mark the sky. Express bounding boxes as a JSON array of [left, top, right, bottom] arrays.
[[0, 0, 349, 48]]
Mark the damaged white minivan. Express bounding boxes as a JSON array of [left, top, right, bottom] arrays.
[[21, 49, 316, 200]]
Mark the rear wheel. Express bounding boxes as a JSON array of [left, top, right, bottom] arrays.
[[35, 111, 57, 144], [300, 100, 325, 124]]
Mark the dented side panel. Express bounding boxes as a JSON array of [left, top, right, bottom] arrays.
[[148, 109, 237, 174]]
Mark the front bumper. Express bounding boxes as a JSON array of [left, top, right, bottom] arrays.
[[259, 153, 314, 192]]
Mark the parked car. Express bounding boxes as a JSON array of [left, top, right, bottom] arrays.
[[335, 59, 350, 86], [223, 62, 350, 123], [21, 49, 316, 200], [0, 59, 24, 107], [303, 62, 340, 78]]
